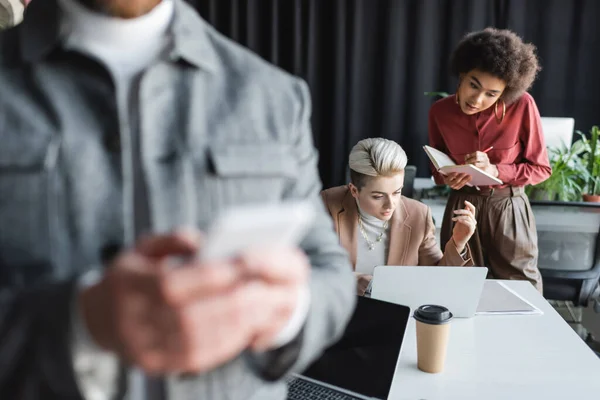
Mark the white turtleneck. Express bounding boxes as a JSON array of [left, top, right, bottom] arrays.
[[58, 0, 176, 241], [58, 0, 174, 80], [60, 2, 175, 400], [355, 201, 390, 275]]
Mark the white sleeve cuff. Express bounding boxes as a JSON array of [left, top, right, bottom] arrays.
[[72, 270, 120, 400], [264, 284, 311, 350]]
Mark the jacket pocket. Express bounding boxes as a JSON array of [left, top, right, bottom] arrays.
[[0, 134, 60, 286], [194, 143, 296, 224], [209, 143, 296, 178]]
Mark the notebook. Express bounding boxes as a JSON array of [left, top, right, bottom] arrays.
[[423, 145, 503, 186], [476, 280, 543, 315]]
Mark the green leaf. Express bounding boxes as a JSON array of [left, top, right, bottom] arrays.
[[570, 139, 588, 155]]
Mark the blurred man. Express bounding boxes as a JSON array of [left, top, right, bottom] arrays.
[[0, 0, 355, 399]]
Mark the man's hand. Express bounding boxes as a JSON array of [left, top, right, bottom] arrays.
[[443, 172, 472, 190], [237, 248, 310, 352], [354, 273, 372, 296], [80, 231, 275, 375], [451, 201, 477, 253], [80, 231, 312, 374], [465, 151, 499, 177]]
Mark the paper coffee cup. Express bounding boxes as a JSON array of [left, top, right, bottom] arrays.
[[414, 305, 453, 373]]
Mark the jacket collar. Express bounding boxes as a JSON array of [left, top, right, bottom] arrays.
[[337, 187, 413, 269], [18, 0, 61, 63], [386, 197, 411, 266], [19, 0, 218, 73], [338, 189, 359, 269]]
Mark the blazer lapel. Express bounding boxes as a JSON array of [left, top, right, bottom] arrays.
[[338, 190, 358, 270], [386, 198, 411, 265]]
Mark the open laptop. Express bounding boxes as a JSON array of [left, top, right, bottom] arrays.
[[287, 296, 410, 400], [371, 266, 488, 318]]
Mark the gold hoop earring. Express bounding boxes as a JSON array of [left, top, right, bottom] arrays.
[[494, 99, 506, 123]]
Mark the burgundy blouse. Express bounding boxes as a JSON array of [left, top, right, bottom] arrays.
[[428, 92, 551, 188]]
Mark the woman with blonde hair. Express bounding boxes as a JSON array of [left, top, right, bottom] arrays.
[[321, 138, 477, 295]]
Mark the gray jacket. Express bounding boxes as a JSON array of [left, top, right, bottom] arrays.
[[0, 0, 355, 398]]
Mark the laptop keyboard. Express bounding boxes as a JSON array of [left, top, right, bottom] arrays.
[[287, 377, 363, 400]]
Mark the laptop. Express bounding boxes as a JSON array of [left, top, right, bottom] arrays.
[[371, 266, 488, 318], [287, 296, 410, 400]]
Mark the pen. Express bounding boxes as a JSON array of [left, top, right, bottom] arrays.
[[475, 146, 494, 190], [472, 147, 493, 191]]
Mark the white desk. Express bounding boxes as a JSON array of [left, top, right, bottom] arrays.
[[389, 281, 600, 399]]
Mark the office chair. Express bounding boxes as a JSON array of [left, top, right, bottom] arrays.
[[530, 200, 600, 356], [402, 166, 417, 199]]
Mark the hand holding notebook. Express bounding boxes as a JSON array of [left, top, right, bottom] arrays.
[[423, 145, 503, 187]]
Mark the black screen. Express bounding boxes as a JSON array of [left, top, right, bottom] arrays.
[[302, 296, 410, 399]]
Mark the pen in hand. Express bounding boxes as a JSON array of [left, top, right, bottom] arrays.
[[457, 147, 493, 191], [464, 146, 493, 165], [472, 147, 493, 191]]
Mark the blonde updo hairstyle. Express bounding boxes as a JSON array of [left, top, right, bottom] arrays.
[[348, 138, 408, 190]]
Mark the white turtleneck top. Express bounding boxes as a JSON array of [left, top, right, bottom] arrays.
[[355, 201, 390, 275]]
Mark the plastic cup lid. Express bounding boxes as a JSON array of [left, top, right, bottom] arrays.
[[413, 304, 453, 325]]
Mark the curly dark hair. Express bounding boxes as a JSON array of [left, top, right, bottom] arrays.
[[450, 28, 541, 104]]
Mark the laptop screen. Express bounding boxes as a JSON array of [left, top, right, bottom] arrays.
[[301, 296, 410, 399]]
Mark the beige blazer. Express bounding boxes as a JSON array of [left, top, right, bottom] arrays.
[[321, 186, 473, 270]]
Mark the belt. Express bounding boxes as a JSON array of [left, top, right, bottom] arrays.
[[457, 186, 525, 197]]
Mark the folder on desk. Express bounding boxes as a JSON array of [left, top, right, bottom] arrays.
[[476, 281, 543, 315], [423, 145, 503, 187]]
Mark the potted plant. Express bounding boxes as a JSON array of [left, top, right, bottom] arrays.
[[526, 140, 589, 201], [527, 125, 600, 202], [581, 125, 600, 202]]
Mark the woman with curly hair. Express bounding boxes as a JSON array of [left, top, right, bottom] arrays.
[[428, 28, 551, 292]]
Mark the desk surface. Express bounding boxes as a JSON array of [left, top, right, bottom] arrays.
[[389, 281, 600, 399]]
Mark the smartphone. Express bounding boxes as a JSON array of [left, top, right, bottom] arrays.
[[199, 201, 315, 262]]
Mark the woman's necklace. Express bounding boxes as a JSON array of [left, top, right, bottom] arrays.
[[358, 216, 389, 251]]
